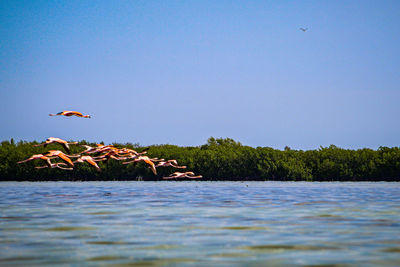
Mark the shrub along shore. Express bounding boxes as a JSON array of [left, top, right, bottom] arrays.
[[1, 137, 399, 181]]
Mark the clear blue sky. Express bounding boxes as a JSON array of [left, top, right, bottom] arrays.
[[1, 0, 399, 149]]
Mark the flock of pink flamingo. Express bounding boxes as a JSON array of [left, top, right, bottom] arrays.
[[17, 111, 202, 180]]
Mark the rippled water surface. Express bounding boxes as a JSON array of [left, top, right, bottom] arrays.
[[1, 181, 400, 266]]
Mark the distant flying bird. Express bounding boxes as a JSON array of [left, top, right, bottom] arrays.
[[300, 27, 308, 32], [34, 137, 78, 153], [163, 172, 202, 180], [49, 111, 91, 118]]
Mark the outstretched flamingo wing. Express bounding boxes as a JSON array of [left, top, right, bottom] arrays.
[[49, 111, 63, 116], [57, 153, 74, 167], [60, 142, 70, 154], [85, 157, 101, 171], [144, 159, 157, 175]]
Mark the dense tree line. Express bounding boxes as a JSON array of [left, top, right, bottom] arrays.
[[0, 137, 399, 181]]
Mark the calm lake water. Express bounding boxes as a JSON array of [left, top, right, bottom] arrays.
[[0, 181, 399, 266]]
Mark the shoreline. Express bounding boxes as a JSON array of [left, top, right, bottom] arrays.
[[2, 138, 399, 182]]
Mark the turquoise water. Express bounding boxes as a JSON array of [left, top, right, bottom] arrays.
[[0, 181, 399, 266]]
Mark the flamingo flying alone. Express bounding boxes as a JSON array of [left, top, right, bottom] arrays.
[[49, 111, 91, 118]]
